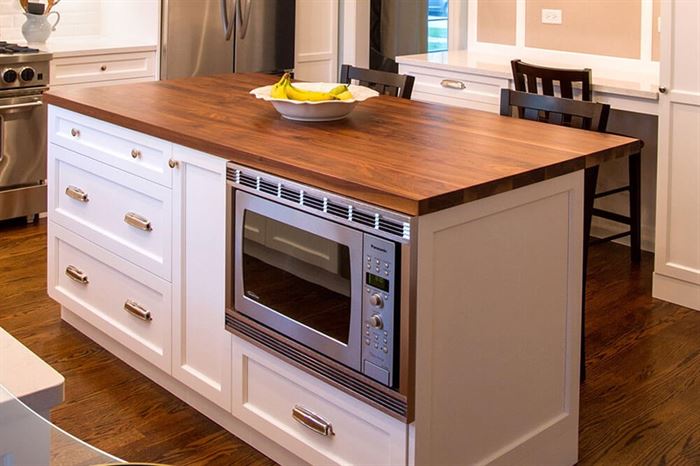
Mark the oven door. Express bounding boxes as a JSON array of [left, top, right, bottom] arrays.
[[0, 94, 46, 189], [234, 190, 364, 370]]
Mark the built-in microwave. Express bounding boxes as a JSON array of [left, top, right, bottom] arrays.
[[225, 163, 414, 419]]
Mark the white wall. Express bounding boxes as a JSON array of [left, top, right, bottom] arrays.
[[0, 0, 101, 41], [0, 0, 159, 44]]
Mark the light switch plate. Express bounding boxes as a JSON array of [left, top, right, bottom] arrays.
[[542, 9, 562, 24]]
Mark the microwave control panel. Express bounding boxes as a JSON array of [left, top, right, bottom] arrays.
[[361, 235, 396, 386]]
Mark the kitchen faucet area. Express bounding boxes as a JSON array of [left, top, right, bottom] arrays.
[[0, 1, 699, 465]]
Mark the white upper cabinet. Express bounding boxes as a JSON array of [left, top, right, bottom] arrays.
[[653, 0, 700, 310], [295, 0, 339, 81]]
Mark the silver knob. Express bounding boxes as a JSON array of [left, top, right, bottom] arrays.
[[369, 314, 383, 329], [100, 65, 107, 71], [70, 128, 80, 138], [168, 158, 179, 169], [131, 148, 141, 159], [658, 86, 667, 94], [369, 293, 384, 308]]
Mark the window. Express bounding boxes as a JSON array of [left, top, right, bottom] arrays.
[[428, 0, 449, 52]]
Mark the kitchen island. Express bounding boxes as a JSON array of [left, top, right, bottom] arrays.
[[44, 73, 640, 466]]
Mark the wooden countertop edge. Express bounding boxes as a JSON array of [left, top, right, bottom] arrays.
[[44, 94, 643, 217]]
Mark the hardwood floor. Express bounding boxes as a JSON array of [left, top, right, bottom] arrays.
[[1, 217, 699, 465]]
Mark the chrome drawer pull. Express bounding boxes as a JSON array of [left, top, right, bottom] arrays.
[[70, 128, 80, 138], [292, 405, 335, 437], [124, 212, 152, 231], [131, 149, 142, 159], [440, 79, 466, 90], [124, 300, 152, 321], [65, 265, 89, 284], [65, 185, 89, 202]]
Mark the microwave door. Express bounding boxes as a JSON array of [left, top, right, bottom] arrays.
[[234, 191, 364, 371]]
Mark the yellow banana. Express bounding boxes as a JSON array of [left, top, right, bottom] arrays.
[[336, 90, 354, 101], [329, 84, 348, 95], [270, 73, 290, 99], [285, 82, 337, 102]]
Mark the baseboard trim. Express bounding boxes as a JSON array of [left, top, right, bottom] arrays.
[[652, 274, 700, 311], [60, 307, 305, 466]]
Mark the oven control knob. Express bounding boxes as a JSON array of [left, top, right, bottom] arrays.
[[2, 69, 17, 83], [369, 293, 384, 308], [20, 67, 35, 82], [369, 314, 384, 330]]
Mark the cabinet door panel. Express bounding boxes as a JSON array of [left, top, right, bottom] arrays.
[[172, 145, 232, 409]]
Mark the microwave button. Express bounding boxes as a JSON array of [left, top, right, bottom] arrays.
[[369, 313, 384, 329], [364, 361, 390, 386], [365, 338, 370, 345], [384, 262, 389, 268], [369, 294, 384, 308], [376, 259, 380, 265], [382, 346, 388, 353]]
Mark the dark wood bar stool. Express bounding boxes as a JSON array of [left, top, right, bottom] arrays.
[[511, 59, 642, 263], [340, 64, 415, 99], [500, 89, 612, 382]]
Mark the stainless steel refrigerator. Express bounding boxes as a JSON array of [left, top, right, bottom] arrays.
[[160, 0, 295, 79]]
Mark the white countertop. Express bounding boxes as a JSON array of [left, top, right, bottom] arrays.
[[0, 327, 64, 413], [397, 50, 660, 101], [25, 36, 157, 58]]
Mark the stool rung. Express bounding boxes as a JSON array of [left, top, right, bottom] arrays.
[[592, 208, 631, 225], [589, 230, 631, 245], [595, 185, 630, 198]]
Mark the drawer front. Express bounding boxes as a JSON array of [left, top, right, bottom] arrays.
[[49, 144, 172, 281], [51, 51, 156, 87], [232, 337, 407, 466], [48, 222, 171, 373], [400, 64, 510, 113], [48, 106, 172, 187]]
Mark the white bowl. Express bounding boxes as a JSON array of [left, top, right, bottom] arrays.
[[250, 82, 379, 122]]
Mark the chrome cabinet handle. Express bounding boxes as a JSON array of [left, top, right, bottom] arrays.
[[65, 265, 89, 284], [70, 128, 80, 138], [124, 212, 152, 231], [131, 148, 142, 159], [168, 158, 179, 169], [440, 79, 466, 90], [292, 405, 334, 437], [65, 185, 89, 202], [124, 299, 152, 321]]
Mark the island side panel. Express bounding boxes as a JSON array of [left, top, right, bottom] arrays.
[[412, 171, 583, 466]]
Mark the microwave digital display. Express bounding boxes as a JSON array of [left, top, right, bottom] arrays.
[[366, 272, 390, 292]]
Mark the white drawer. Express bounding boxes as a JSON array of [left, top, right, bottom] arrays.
[[48, 106, 173, 187], [49, 144, 172, 281], [48, 222, 171, 373], [400, 64, 510, 113], [232, 337, 407, 466], [50, 51, 156, 87]]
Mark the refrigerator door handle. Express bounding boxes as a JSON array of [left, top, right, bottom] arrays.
[[221, 0, 235, 41], [237, 0, 252, 40]]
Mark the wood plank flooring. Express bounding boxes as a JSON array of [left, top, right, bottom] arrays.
[[1, 217, 699, 465]]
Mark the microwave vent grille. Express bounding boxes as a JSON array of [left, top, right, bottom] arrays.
[[228, 166, 411, 241], [228, 315, 408, 419]]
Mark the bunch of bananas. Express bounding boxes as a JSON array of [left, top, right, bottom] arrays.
[[270, 73, 354, 102]]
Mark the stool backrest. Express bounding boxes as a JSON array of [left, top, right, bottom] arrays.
[[500, 89, 610, 132], [339, 64, 415, 99], [511, 59, 592, 101]]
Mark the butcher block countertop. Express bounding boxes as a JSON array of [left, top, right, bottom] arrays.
[[44, 73, 641, 216]]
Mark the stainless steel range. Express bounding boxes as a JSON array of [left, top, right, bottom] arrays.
[[0, 42, 52, 222]]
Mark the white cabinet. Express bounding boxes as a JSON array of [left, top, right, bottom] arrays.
[[232, 336, 408, 466], [295, 0, 339, 82], [47, 105, 234, 413], [652, 0, 700, 310], [171, 146, 232, 410]]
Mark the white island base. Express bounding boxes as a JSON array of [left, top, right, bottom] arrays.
[[47, 107, 583, 465]]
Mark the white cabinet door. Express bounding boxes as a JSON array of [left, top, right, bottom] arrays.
[[171, 145, 232, 409], [653, 0, 700, 310], [295, 0, 339, 82]]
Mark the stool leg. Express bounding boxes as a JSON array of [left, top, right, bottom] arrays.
[[629, 152, 642, 263], [581, 166, 599, 383]]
